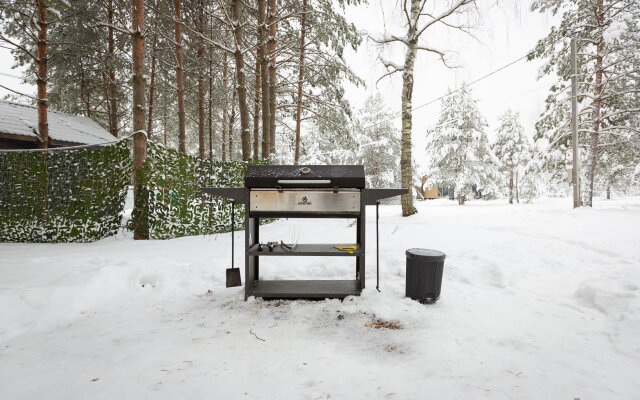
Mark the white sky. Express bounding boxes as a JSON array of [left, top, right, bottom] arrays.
[[342, 0, 559, 171], [0, 0, 560, 170]]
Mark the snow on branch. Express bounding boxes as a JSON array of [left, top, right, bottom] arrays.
[[376, 55, 404, 84], [368, 34, 409, 46], [416, 44, 457, 68]]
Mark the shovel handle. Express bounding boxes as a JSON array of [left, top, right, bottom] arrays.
[[231, 201, 235, 270]]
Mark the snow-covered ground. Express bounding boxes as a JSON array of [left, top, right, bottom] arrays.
[[1, 197, 639, 399]]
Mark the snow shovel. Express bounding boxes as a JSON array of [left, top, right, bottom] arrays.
[[226, 201, 242, 288]]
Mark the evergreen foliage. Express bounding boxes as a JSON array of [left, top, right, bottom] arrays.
[[425, 87, 499, 204]]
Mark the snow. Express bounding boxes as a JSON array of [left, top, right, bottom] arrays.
[[603, 18, 627, 45], [1, 198, 640, 399]]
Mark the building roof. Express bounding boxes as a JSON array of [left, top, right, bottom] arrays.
[[0, 100, 115, 145]]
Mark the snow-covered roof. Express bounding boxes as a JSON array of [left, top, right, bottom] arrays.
[[0, 100, 115, 145]]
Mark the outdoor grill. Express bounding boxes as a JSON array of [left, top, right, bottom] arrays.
[[202, 165, 406, 300]]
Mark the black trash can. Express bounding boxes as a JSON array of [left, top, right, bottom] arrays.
[[405, 248, 446, 304]]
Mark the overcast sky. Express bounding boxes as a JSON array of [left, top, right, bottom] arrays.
[[342, 0, 560, 171], [0, 0, 560, 169]]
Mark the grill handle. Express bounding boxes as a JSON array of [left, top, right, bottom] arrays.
[[276, 179, 332, 186]]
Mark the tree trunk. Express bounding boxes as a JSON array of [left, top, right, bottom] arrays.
[[509, 170, 513, 204], [80, 67, 91, 117], [228, 89, 236, 161], [253, 55, 261, 161], [106, 0, 119, 138], [162, 95, 167, 146], [132, 0, 147, 240], [584, 0, 604, 207], [606, 184, 610, 199], [208, 46, 214, 160], [258, 0, 270, 159], [267, 0, 277, 155], [221, 53, 228, 161], [36, 0, 48, 149], [147, 34, 156, 139], [399, 0, 419, 216], [515, 170, 519, 204], [174, 0, 186, 153], [197, 0, 206, 158], [231, 0, 251, 161], [294, 0, 307, 165]]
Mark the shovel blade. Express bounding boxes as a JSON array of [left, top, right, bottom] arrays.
[[226, 268, 242, 288]]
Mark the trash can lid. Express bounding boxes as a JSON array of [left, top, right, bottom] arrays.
[[406, 248, 446, 262]]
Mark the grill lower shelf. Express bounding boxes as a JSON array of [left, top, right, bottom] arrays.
[[247, 243, 361, 256], [248, 280, 361, 299]]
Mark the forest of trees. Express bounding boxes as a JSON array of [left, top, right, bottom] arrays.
[[0, 0, 363, 163], [1, 0, 639, 210]]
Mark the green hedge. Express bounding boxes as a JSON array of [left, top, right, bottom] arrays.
[[135, 141, 267, 240], [0, 140, 131, 242], [0, 139, 267, 242]]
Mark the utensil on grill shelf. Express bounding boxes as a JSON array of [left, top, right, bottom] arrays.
[[280, 225, 299, 252], [226, 201, 242, 288]]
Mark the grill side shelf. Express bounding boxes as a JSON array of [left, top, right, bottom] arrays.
[[364, 188, 408, 205], [200, 187, 249, 204], [247, 243, 361, 256]]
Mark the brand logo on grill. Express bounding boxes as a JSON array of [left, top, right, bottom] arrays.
[[298, 196, 312, 206]]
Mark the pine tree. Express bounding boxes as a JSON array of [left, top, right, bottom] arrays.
[[354, 94, 401, 188], [492, 110, 530, 204], [531, 0, 640, 206], [425, 87, 498, 205]]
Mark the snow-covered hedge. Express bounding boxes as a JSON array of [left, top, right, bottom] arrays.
[[0, 140, 131, 242], [137, 141, 267, 240], [0, 139, 266, 242]]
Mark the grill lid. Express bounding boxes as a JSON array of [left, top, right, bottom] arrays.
[[245, 165, 365, 188]]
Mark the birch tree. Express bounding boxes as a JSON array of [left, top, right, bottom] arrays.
[[372, 0, 476, 216]]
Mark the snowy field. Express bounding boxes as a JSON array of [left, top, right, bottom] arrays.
[[1, 197, 639, 399]]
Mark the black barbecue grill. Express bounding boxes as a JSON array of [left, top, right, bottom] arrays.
[[202, 165, 406, 300]]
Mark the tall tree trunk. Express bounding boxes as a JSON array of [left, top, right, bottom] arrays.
[[253, 56, 261, 161], [162, 95, 167, 146], [231, 0, 251, 161], [509, 170, 513, 204], [606, 184, 610, 199], [197, 0, 206, 158], [132, 0, 147, 240], [106, 0, 119, 138], [267, 0, 277, 155], [399, 0, 419, 216], [229, 88, 236, 161], [258, 0, 270, 159], [515, 170, 519, 204], [147, 34, 157, 139], [294, 0, 307, 165], [36, 0, 48, 149], [221, 53, 228, 161], [584, 42, 603, 206], [208, 48, 214, 160], [80, 67, 91, 117], [174, 0, 186, 153]]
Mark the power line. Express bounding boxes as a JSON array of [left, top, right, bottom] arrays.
[[0, 71, 25, 80], [363, 50, 534, 131]]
